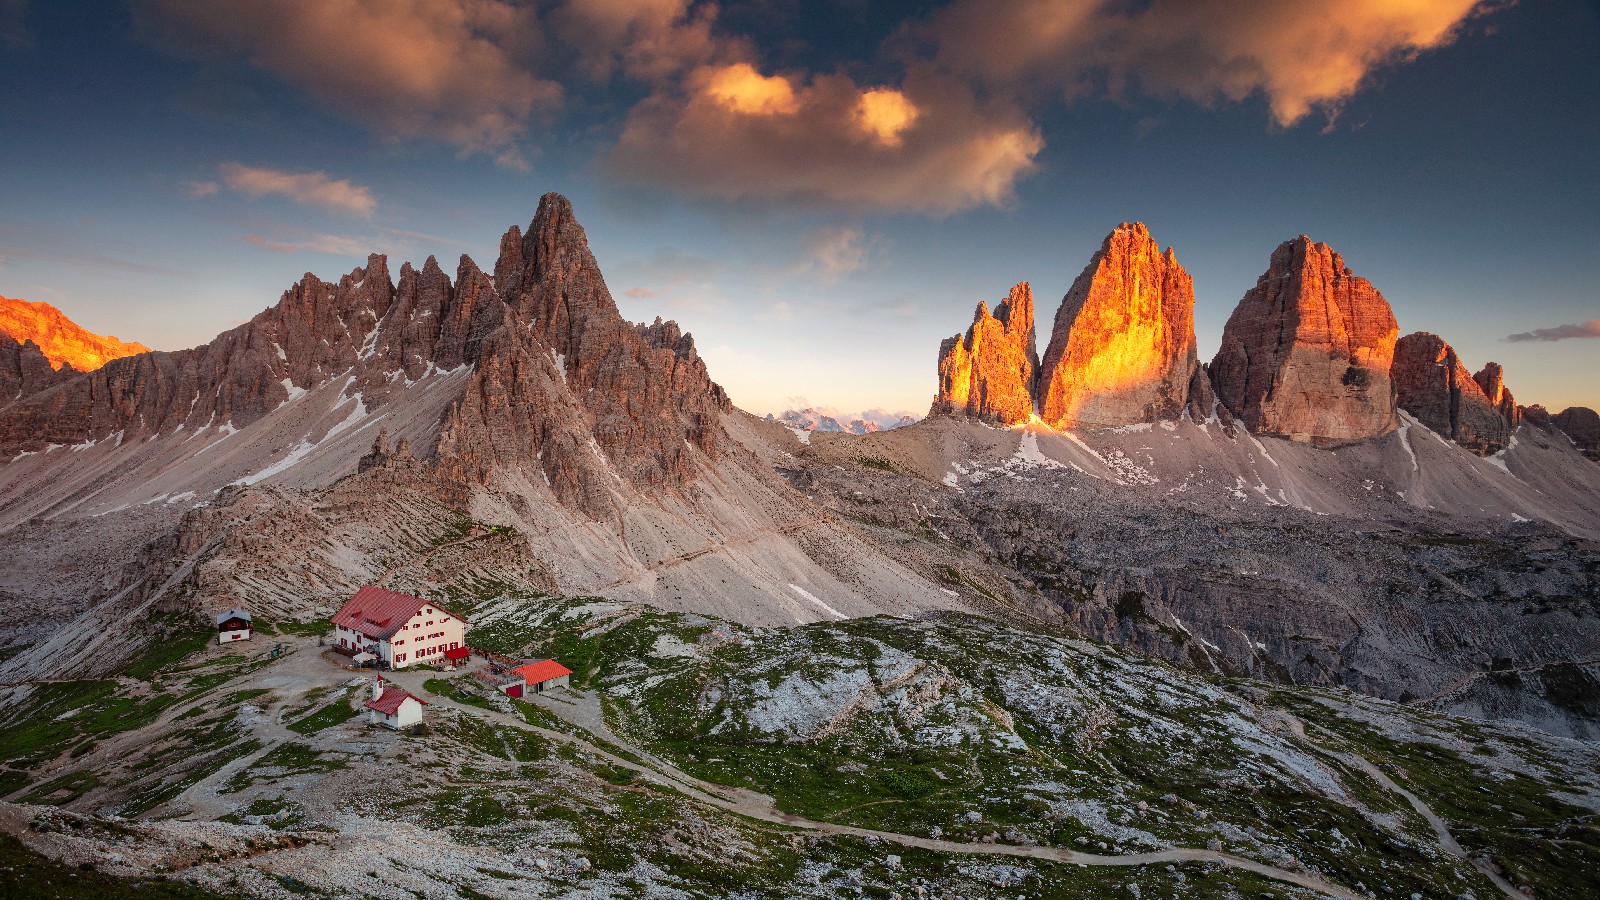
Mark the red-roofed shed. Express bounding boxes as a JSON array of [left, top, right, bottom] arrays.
[[362, 678, 426, 729], [510, 659, 572, 694]]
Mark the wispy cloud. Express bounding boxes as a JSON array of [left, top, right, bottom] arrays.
[[791, 225, 869, 283], [1505, 319, 1600, 343], [240, 233, 372, 256], [218, 163, 376, 216], [182, 180, 219, 198]]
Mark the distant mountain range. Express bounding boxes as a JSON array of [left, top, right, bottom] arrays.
[[0, 295, 147, 373]]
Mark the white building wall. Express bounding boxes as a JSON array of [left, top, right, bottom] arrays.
[[386, 606, 466, 670], [394, 698, 423, 729]]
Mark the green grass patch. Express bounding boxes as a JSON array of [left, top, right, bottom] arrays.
[[286, 693, 358, 734]]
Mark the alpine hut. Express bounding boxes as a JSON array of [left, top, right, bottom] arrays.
[[216, 609, 253, 644], [330, 586, 467, 670]]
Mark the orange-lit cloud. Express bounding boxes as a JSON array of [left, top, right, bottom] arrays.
[[219, 164, 377, 217], [855, 89, 919, 146], [915, 0, 1488, 126], [136, 0, 560, 160], [704, 63, 800, 116], [606, 66, 1043, 215]]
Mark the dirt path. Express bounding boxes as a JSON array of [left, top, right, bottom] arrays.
[[368, 671, 1368, 900], [1282, 711, 1532, 900]]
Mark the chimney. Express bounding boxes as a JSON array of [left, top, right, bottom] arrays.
[[372, 675, 384, 701]]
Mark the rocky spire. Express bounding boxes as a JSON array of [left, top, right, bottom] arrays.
[[1036, 223, 1199, 429], [1472, 362, 1522, 429], [931, 282, 1038, 425], [1211, 236, 1399, 442], [1392, 332, 1511, 455]]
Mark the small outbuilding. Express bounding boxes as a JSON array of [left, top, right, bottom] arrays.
[[216, 609, 253, 644], [511, 659, 573, 695], [363, 677, 426, 730], [443, 646, 471, 670]]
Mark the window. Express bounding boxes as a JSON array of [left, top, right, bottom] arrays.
[[426, 607, 433, 614], [450, 642, 458, 649], [396, 639, 405, 645]]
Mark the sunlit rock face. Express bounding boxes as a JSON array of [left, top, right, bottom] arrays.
[[1473, 362, 1522, 429], [1392, 332, 1511, 455], [932, 282, 1038, 425], [1211, 236, 1399, 442], [0, 296, 148, 373], [1037, 223, 1199, 429]]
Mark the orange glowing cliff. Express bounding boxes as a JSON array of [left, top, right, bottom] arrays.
[[0, 296, 149, 372]]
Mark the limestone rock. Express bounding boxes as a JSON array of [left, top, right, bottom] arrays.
[[1037, 223, 1198, 429], [1522, 404, 1554, 429], [1473, 362, 1522, 429], [0, 337, 76, 408], [932, 282, 1038, 425], [1392, 332, 1510, 455], [0, 296, 148, 372], [0, 193, 731, 523], [1554, 407, 1600, 460], [1211, 236, 1399, 442]]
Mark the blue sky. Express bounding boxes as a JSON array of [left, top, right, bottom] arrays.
[[1, 0, 1596, 420]]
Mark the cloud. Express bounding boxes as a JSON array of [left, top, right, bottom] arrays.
[[792, 225, 869, 283], [241, 233, 373, 256], [0, 0, 29, 49], [913, 0, 1489, 127], [182, 180, 219, 198], [605, 63, 1043, 215], [136, 0, 561, 159], [546, 0, 728, 84], [1505, 320, 1600, 343], [219, 163, 376, 216]]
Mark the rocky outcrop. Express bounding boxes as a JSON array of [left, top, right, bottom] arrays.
[[1037, 223, 1199, 429], [1473, 362, 1522, 429], [0, 193, 730, 522], [1392, 332, 1510, 455], [932, 283, 1038, 425], [1555, 407, 1600, 460], [1522, 404, 1554, 429], [1211, 236, 1399, 442], [0, 296, 148, 372], [1, 337, 76, 407]]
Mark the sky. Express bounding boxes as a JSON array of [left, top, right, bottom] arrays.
[[0, 0, 1596, 422]]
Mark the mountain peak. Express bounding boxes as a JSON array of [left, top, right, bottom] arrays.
[[932, 281, 1038, 425], [1036, 221, 1199, 429], [1212, 235, 1398, 441], [0, 295, 149, 372]]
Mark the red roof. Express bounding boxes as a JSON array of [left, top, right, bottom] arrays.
[[444, 647, 471, 661], [511, 659, 573, 685], [363, 686, 426, 716], [330, 586, 467, 641]]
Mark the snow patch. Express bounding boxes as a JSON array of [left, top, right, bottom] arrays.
[[789, 584, 847, 620]]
